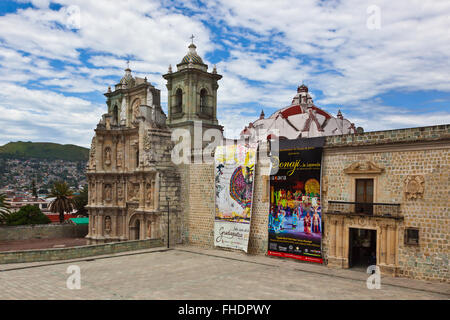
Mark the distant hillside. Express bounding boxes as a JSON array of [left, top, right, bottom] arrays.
[[0, 142, 89, 161]]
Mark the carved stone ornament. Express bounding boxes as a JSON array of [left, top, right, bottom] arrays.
[[344, 161, 384, 174], [404, 175, 425, 200], [143, 133, 151, 151], [89, 137, 96, 169], [117, 143, 123, 167], [117, 184, 123, 201]]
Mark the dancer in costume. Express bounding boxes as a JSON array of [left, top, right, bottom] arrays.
[[304, 211, 312, 234], [312, 208, 321, 233]]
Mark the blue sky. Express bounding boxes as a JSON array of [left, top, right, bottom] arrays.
[[0, 0, 449, 147]]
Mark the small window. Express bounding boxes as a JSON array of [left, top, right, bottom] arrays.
[[113, 105, 118, 124], [405, 228, 419, 245], [175, 88, 183, 113]]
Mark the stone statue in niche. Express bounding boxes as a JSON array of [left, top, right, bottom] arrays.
[[104, 184, 112, 201], [104, 147, 112, 166], [404, 175, 425, 200], [105, 216, 111, 234]]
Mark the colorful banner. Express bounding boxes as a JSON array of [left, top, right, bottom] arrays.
[[268, 137, 325, 263], [214, 143, 258, 252]]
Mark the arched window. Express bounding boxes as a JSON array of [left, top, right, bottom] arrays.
[[112, 105, 118, 124], [200, 88, 210, 115], [200, 89, 207, 108], [175, 88, 183, 113], [136, 149, 139, 168]]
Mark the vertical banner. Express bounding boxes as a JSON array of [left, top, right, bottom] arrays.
[[268, 137, 325, 263], [214, 143, 258, 252]]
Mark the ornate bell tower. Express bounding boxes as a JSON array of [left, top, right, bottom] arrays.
[[163, 39, 223, 137]]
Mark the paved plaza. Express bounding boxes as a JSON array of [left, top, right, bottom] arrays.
[[0, 246, 448, 300]]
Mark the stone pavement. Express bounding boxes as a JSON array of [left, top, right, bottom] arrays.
[[0, 245, 448, 300]]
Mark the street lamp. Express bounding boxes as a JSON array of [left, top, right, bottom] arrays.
[[166, 196, 171, 248]]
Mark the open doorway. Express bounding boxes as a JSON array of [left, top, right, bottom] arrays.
[[349, 228, 376, 269]]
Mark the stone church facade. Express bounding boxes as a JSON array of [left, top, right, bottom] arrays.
[[86, 41, 449, 282], [85, 66, 181, 244]]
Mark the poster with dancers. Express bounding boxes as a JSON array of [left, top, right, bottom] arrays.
[[214, 143, 258, 252], [268, 137, 325, 263]]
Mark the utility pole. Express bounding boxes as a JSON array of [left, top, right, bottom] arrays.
[[166, 196, 171, 248]]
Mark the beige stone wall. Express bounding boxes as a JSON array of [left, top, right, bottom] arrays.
[[322, 147, 449, 281]]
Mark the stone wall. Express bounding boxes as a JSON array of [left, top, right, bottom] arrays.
[[0, 238, 163, 264], [182, 124, 449, 282], [0, 224, 88, 241]]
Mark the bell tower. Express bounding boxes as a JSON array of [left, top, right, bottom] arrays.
[[163, 39, 223, 136]]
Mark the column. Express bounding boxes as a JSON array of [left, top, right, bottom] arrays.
[[386, 225, 392, 265], [336, 220, 343, 259], [329, 219, 336, 257], [140, 214, 145, 240], [380, 224, 387, 265]]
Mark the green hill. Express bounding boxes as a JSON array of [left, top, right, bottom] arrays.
[[0, 141, 89, 161]]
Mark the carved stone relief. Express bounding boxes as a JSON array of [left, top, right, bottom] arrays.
[[104, 184, 112, 202], [117, 143, 123, 167], [404, 175, 425, 200], [344, 161, 384, 174], [89, 137, 96, 169]]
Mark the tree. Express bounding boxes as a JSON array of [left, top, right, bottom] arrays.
[[47, 181, 74, 223], [73, 184, 88, 217], [6, 204, 51, 225], [0, 193, 10, 224]]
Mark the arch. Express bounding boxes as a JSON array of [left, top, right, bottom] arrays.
[[200, 88, 211, 115], [129, 217, 141, 240], [200, 88, 208, 108], [130, 98, 141, 120], [175, 88, 183, 113]]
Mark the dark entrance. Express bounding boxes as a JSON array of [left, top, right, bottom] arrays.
[[349, 228, 376, 268]]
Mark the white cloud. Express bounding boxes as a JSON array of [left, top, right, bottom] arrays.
[[0, 0, 449, 146]]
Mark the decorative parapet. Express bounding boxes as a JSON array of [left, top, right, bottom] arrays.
[[324, 124, 450, 148]]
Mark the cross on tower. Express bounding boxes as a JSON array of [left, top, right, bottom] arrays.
[[126, 60, 130, 70], [190, 34, 195, 44]]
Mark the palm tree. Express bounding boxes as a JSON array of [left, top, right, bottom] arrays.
[[47, 182, 74, 223], [73, 184, 88, 217], [0, 193, 10, 224]]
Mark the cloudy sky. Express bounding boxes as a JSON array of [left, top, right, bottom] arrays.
[[0, 0, 449, 147]]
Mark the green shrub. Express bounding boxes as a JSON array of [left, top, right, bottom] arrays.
[[6, 205, 51, 226]]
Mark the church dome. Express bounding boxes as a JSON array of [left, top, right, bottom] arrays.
[[120, 68, 135, 87], [180, 43, 204, 65]]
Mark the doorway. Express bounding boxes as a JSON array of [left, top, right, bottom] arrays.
[[349, 228, 376, 268], [130, 219, 140, 240]]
